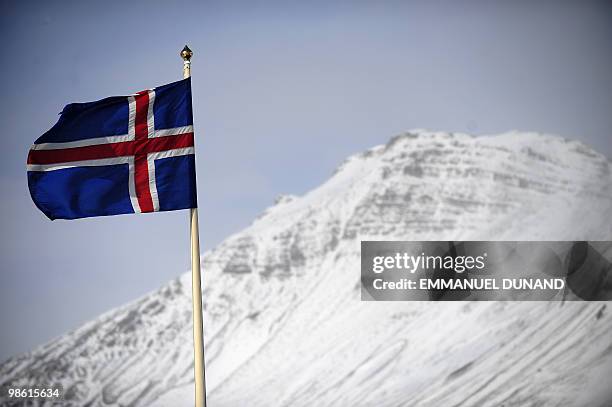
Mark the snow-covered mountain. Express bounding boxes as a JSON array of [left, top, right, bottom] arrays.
[[2, 130, 612, 407]]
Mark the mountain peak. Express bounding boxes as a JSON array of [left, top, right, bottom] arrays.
[[2, 131, 611, 407]]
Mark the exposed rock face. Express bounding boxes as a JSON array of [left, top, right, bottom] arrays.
[[2, 130, 612, 407]]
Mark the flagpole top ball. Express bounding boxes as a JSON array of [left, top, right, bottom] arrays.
[[181, 45, 193, 61]]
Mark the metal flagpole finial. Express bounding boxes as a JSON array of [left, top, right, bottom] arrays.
[[181, 45, 193, 61], [181, 45, 193, 79]]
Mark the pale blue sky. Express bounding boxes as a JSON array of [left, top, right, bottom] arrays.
[[1, 0, 611, 361]]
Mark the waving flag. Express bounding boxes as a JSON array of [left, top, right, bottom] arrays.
[[27, 78, 197, 220]]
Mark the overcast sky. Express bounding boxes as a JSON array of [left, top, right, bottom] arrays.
[[0, 0, 611, 361]]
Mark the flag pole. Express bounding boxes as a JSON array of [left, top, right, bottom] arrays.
[[181, 45, 207, 407]]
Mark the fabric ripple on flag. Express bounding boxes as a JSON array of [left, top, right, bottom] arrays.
[[27, 78, 197, 220]]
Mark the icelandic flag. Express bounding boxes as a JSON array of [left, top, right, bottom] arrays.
[[27, 78, 197, 220]]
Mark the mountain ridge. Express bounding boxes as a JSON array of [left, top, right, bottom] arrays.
[[2, 130, 611, 406]]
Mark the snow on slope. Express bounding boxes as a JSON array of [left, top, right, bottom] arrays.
[[1, 130, 611, 407]]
